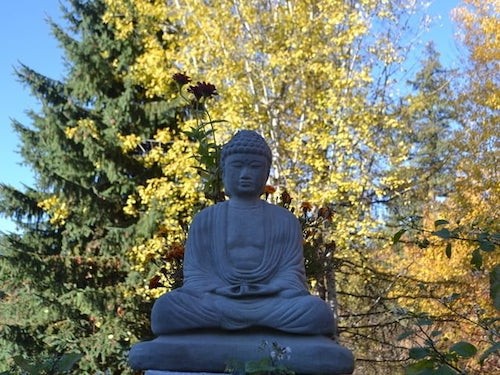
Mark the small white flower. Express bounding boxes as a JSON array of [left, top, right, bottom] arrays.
[[285, 346, 292, 359]]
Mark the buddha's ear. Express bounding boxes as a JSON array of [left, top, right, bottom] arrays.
[[220, 164, 231, 197], [219, 160, 225, 181]]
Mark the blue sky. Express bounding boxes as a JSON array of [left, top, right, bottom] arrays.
[[0, 1, 461, 232], [1, 1, 65, 232]]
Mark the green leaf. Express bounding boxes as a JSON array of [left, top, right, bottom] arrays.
[[479, 240, 495, 252], [443, 293, 461, 303], [393, 229, 406, 244], [245, 357, 273, 374], [55, 353, 83, 372], [445, 243, 452, 259], [409, 347, 431, 360], [416, 316, 433, 326], [204, 119, 228, 125], [434, 219, 449, 227], [398, 330, 415, 341], [405, 359, 435, 374], [12, 356, 38, 374], [433, 228, 451, 239], [449, 341, 477, 358], [490, 264, 500, 310], [430, 330, 442, 337], [479, 341, 500, 365], [225, 359, 244, 374], [471, 249, 483, 270], [418, 238, 430, 249], [434, 364, 459, 374]]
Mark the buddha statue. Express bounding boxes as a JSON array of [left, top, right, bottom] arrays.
[[151, 130, 335, 336]]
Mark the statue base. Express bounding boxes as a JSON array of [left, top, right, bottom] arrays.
[[129, 329, 354, 375]]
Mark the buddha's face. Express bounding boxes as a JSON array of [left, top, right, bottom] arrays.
[[223, 153, 269, 199]]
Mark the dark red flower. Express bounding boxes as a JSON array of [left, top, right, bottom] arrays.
[[172, 72, 191, 86], [301, 201, 313, 213], [148, 274, 163, 289], [264, 185, 277, 195], [318, 206, 333, 220], [166, 242, 185, 260], [187, 81, 218, 100], [280, 189, 292, 206]]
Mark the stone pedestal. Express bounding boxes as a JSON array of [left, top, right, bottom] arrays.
[[129, 329, 354, 374]]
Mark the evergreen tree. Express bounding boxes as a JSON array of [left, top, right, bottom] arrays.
[[0, 0, 185, 372], [391, 42, 457, 224], [383, 39, 498, 373]]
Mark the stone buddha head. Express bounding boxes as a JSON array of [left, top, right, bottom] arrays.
[[221, 130, 272, 200]]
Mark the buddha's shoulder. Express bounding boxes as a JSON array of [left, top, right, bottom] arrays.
[[192, 200, 297, 221], [262, 201, 297, 221], [193, 202, 227, 220]]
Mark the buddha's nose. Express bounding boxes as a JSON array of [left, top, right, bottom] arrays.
[[240, 167, 251, 179]]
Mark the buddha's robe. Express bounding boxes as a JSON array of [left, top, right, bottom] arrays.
[[151, 200, 334, 335]]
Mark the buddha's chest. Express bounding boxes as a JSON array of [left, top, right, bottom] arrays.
[[226, 209, 265, 270]]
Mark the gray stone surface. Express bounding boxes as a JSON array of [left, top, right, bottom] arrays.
[[130, 329, 355, 374]]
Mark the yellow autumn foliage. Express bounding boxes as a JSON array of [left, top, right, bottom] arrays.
[[453, 0, 500, 113], [37, 195, 70, 227], [64, 119, 99, 141], [117, 121, 205, 298], [100, 0, 435, 312], [117, 133, 143, 152]]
